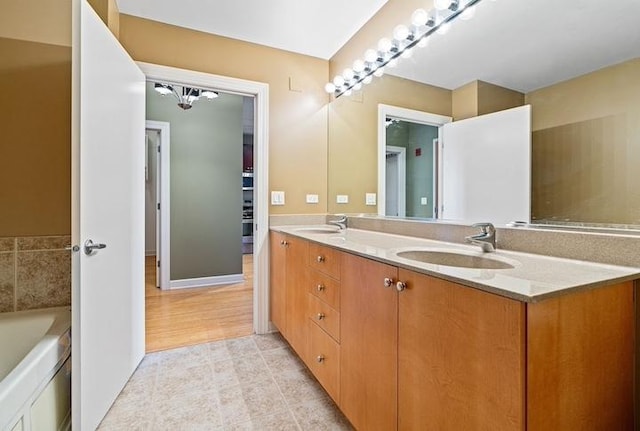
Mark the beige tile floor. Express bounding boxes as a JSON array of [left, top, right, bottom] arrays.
[[98, 333, 353, 430]]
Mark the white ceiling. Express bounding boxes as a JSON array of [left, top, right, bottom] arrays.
[[387, 0, 640, 92], [116, 0, 388, 60]]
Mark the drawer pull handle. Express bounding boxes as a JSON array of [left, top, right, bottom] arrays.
[[316, 284, 325, 292], [317, 355, 325, 363], [317, 255, 325, 263], [396, 281, 407, 292], [317, 313, 325, 320], [280, 240, 289, 246], [383, 277, 394, 288]]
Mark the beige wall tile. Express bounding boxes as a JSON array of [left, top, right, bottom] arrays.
[[0, 238, 15, 252], [17, 235, 71, 251], [0, 252, 15, 312], [16, 250, 71, 310]]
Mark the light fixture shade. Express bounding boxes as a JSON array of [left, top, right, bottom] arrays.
[[154, 83, 173, 95], [364, 49, 378, 63], [325, 82, 336, 93], [201, 89, 219, 99], [393, 25, 410, 41]]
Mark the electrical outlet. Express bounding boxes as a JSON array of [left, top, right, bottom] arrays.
[[336, 195, 349, 204], [421, 197, 428, 205], [366, 193, 377, 205], [306, 194, 319, 204], [271, 191, 285, 205]]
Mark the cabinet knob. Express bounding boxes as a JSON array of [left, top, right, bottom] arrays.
[[316, 284, 325, 292], [317, 355, 325, 363], [383, 277, 394, 288], [317, 313, 325, 320], [280, 240, 289, 246], [396, 281, 407, 292], [316, 255, 325, 263]]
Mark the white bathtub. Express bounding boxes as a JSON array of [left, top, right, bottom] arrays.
[[0, 307, 71, 431]]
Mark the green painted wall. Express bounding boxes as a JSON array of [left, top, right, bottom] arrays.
[[146, 83, 243, 280]]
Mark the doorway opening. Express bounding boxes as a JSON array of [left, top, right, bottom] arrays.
[[138, 63, 269, 352], [378, 104, 452, 218]]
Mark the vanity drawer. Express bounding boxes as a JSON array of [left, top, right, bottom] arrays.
[[308, 243, 341, 280], [309, 270, 340, 310], [308, 319, 340, 404], [308, 294, 340, 342]]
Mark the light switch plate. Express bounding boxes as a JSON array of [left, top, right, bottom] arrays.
[[421, 197, 428, 205], [306, 194, 319, 204], [271, 191, 285, 205], [336, 195, 349, 204], [366, 193, 377, 205]]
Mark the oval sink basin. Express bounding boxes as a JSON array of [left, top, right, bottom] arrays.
[[293, 226, 341, 234], [395, 250, 515, 270]]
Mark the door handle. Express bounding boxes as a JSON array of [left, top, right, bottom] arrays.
[[84, 239, 107, 255]]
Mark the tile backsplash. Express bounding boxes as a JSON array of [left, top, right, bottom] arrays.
[[0, 235, 71, 313]]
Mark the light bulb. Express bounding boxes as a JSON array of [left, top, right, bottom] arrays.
[[343, 68, 355, 81], [333, 75, 345, 87], [352, 60, 365, 73], [364, 49, 378, 63], [411, 9, 429, 26], [461, 5, 476, 20], [437, 22, 451, 35], [354, 82, 363, 91], [325, 83, 336, 93], [363, 75, 373, 84], [434, 0, 452, 10], [373, 68, 384, 77], [417, 37, 429, 48], [388, 58, 398, 68], [378, 37, 393, 53], [393, 25, 409, 41], [401, 48, 413, 59]]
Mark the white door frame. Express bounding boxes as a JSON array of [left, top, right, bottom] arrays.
[[377, 104, 452, 217], [385, 145, 406, 217], [137, 62, 270, 335], [145, 120, 170, 289]]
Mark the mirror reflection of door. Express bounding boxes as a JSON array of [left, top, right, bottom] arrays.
[[385, 117, 439, 218]]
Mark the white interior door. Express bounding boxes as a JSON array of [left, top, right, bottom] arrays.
[[441, 105, 531, 225], [71, 1, 146, 430]]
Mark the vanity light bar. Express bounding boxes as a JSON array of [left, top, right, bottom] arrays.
[[326, 0, 486, 98]]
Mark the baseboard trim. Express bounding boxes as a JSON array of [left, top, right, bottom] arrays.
[[168, 273, 244, 290]]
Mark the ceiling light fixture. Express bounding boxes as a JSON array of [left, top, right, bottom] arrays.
[[326, 0, 485, 98], [153, 82, 219, 110]]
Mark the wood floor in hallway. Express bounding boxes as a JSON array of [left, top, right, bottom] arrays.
[[145, 254, 254, 352]]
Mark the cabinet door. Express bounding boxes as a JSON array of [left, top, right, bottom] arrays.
[[398, 269, 525, 431], [341, 253, 398, 431], [284, 236, 309, 362], [269, 231, 287, 334]]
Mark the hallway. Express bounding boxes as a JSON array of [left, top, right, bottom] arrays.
[[145, 255, 254, 352]]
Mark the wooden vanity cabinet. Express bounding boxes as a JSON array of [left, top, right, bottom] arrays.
[[398, 269, 526, 431], [272, 233, 635, 430], [340, 253, 399, 431], [398, 270, 634, 431], [269, 231, 309, 361], [306, 243, 342, 403]]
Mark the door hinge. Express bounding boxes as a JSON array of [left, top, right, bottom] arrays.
[[157, 260, 160, 268], [157, 145, 161, 153], [157, 202, 160, 210]]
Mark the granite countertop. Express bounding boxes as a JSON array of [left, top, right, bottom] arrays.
[[271, 225, 640, 303]]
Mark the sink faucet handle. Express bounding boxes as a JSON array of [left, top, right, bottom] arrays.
[[471, 222, 495, 233]]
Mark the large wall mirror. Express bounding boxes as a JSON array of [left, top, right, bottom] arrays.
[[327, 0, 640, 229]]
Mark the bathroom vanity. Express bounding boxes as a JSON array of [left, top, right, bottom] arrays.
[[269, 226, 638, 431]]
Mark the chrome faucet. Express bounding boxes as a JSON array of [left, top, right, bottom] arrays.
[[328, 215, 347, 230], [465, 222, 496, 252]]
